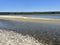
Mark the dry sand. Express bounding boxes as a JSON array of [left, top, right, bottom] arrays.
[[0, 15, 60, 23]]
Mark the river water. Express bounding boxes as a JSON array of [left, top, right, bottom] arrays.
[[0, 14, 60, 45]]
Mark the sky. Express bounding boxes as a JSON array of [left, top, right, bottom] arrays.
[[0, 0, 60, 12]]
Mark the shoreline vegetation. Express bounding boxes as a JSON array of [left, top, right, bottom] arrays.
[[0, 11, 60, 15], [0, 16, 60, 23]]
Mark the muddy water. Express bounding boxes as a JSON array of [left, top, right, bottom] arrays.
[[0, 19, 60, 45]]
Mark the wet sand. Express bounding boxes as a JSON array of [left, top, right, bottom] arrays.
[[0, 19, 60, 45]]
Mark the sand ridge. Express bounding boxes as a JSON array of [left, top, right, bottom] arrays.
[[0, 15, 60, 23]]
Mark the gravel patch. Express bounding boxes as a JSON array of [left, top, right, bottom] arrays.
[[0, 29, 44, 45]]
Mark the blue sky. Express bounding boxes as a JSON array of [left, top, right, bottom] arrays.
[[0, 0, 60, 12]]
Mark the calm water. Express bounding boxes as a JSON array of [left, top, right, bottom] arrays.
[[0, 19, 60, 45]]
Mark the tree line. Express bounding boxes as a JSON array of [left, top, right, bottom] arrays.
[[0, 12, 60, 15]]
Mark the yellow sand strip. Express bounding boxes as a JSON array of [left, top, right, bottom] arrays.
[[0, 15, 60, 23]]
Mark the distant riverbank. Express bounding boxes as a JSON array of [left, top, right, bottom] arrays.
[[0, 15, 60, 23], [0, 12, 60, 15]]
